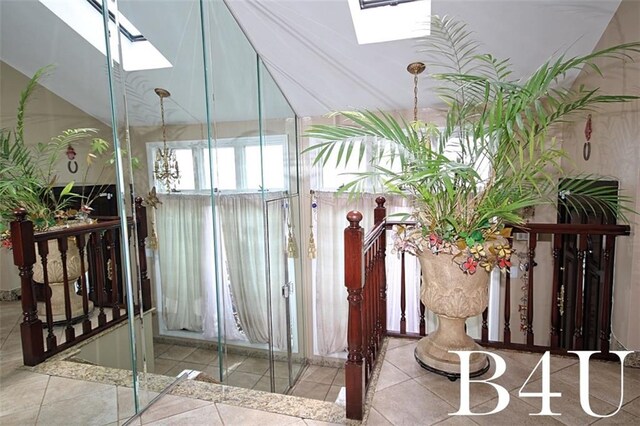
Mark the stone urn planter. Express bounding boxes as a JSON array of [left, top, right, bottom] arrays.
[[32, 232, 93, 323], [415, 250, 490, 379]]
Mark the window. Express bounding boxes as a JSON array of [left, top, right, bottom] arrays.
[[40, 0, 171, 71], [347, 0, 430, 44], [147, 135, 288, 193]]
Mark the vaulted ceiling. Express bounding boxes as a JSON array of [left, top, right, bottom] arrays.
[[0, 0, 621, 125]]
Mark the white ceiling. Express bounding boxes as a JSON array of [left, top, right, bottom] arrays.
[[0, 0, 621, 126]]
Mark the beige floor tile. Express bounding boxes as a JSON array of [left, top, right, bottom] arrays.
[[151, 358, 178, 376], [387, 337, 417, 350], [300, 365, 339, 385], [220, 353, 247, 371], [139, 394, 211, 424], [591, 408, 640, 425], [0, 371, 49, 416], [0, 405, 40, 425], [383, 342, 430, 379], [142, 402, 221, 425], [152, 343, 171, 358], [235, 356, 270, 375], [433, 416, 480, 425], [325, 385, 342, 403], [182, 347, 217, 365], [291, 380, 330, 400], [376, 361, 411, 391], [471, 396, 564, 425], [42, 376, 115, 405], [332, 369, 345, 387], [622, 396, 640, 417], [157, 345, 196, 362], [37, 386, 118, 426], [117, 386, 161, 421], [414, 372, 496, 410], [252, 375, 291, 393], [366, 407, 393, 425], [215, 402, 304, 425], [164, 360, 210, 378], [372, 379, 455, 425], [554, 362, 640, 407], [226, 370, 262, 389], [514, 375, 623, 425]]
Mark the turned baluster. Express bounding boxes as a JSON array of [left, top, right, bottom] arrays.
[[10, 209, 45, 366]]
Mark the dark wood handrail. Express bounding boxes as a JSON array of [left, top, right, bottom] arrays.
[[10, 200, 149, 366]]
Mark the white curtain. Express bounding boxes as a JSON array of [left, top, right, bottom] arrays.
[[313, 192, 483, 355], [218, 193, 287, 350], [156, 194, 207, 331], [156, 194, 244, 340]]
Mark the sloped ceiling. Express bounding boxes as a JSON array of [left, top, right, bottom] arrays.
[[0, 0, 621, 125]]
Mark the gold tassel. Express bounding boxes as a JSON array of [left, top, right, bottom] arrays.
[[308, 190, 317, 259], [149, 221, 159, 250], [287, 229, 298, 258]]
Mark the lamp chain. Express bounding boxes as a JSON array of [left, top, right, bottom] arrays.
[[406, 62, 426, 123]]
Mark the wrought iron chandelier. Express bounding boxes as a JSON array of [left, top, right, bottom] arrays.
[[153, 88, 180, 192]]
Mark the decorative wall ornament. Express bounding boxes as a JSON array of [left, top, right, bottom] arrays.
[[66, 144, 78, 174], [583, 114, 592, 161]]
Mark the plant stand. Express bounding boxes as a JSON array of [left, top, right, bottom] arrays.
[[415, 250, 491, 377]]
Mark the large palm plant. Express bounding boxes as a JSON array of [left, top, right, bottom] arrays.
[[305, 17, 639, 271]]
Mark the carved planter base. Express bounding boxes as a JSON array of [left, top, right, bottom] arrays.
[[416, 250, 490, 376]]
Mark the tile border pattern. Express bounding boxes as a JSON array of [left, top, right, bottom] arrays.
[[0, 288, 20, 301], [612, 337, 640, 368]]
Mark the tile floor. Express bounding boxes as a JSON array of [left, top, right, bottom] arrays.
[[2, 299, 640, 425], [153, 341, 344, 402]]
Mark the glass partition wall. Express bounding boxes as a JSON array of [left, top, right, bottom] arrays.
[[1, 0, 303, 418], [115, 0, 304, 398]]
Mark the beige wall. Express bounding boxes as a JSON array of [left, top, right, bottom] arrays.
[[1, 61, 115, 186], [561, 0, 640, 350]]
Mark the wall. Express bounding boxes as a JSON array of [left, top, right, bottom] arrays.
[[561, 0, 640, 352], [0, 61, 115, 186], [75, 309, 155, 371]]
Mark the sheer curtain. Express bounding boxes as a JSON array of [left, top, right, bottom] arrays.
[[314, 192, 421, 355], [218, 192, 287, 349], [156, 193, 243, 340]]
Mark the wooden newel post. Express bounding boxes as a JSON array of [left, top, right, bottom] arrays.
[[135, 197, 152, 311], [344, 210, 364, 420], [10, 208, 45, 366], [374, 196, 387, 340]]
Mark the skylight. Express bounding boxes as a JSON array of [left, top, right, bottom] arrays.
[[39, 0, 171, 71], [348, 0, 431, 45]]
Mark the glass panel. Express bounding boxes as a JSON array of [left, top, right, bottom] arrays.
[[258, 58, 304, 389], [0, 0, 149, 418]]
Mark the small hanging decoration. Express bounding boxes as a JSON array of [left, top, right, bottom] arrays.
[[66, 144, 78, 174], [308, 190, 317, 259], [285, 200, 298, 258], [144, 187, 161, 251], [583, 114, 592, 161], [149, 221, 159, 250], [516, 251, 529, 333]]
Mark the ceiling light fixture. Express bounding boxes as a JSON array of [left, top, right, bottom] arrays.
[[153, 88, 180, 192]]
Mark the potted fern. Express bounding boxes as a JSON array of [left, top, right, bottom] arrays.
[[305, 17, 639, 377]]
